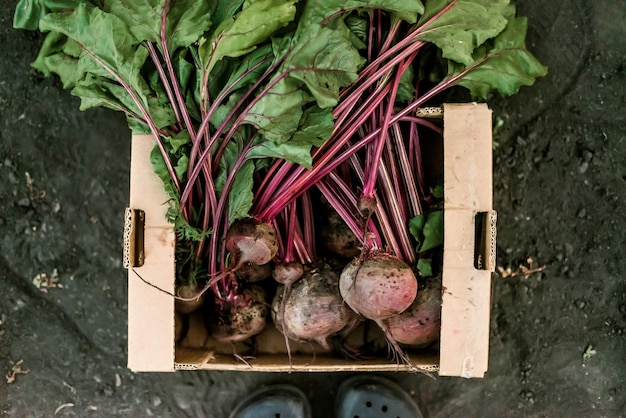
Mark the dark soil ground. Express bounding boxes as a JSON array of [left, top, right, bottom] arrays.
[[1, 0, 625, 417]]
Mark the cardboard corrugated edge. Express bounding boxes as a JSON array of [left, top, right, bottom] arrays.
[[128, 134, 176, 372], [439, 103, 494, 378]]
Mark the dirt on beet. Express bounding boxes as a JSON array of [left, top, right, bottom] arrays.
[[1, 0, 625, 417]]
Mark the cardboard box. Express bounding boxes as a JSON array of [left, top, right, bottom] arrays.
[[126, 103, 495, 377]]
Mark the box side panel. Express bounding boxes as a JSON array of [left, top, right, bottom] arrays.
[[440, 103, 493, 378], [128, 135, 176, 372]]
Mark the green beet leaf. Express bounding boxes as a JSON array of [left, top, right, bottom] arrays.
[[282, 25, 365, 109], [39, 4, 151, 108], [409, 214, 426, 246], [103, 0, 214, 51], [74, 71, 175, 133], [448, 14, 548, 98], [199, 0, 297, 74], [212, 0, 245, 26], [172, 48, 202, 121], [247, 141, 314, 168], [215, 138, 256, 222], [152, 140, 208, 243], [214, 139, 239, 195], [144, 64, 179, 128], [40, 4, 180, 130], [297, 0, 424, 34], [243, 23, 362, 144], [169, 130, 192, 155], [247, 104, 334, 168], [222, 44, 274, 94], [417, 258, 433, 277], [165, 0, 215, 50], [101, 0, 162, 44], [344, 14, 368, 50], [14, 0, 47, 30], [71, 77, 136, 114], [289, 105, 334, 148], [31, 32, 82, 88], [150, 142, 179, 201], [210, 90, 246, 132], [244, 77, 306, 143], [396, 64, 416, 102], [174, 155, 189, 182], [13, 0, 96, 30], [228, 160, 256, 222], [417, 0, 510, 66], [420, 210, 443, 252]]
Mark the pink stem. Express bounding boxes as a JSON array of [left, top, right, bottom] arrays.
[[300, 190, 316, 260], [348, 155, 398, 254], [391, 124, 422, 217], [362, 55, 408, 197], [146, 42, 182, 127], [284, 200, 298, 263]]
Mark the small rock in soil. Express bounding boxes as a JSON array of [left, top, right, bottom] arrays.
[[579, 161, 589, 174], [520, 390, 535, 404], [8, 172, 18, 184], [581, 150, 594, 163], [555, 253, 564, 262]]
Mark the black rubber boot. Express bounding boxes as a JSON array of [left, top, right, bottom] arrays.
[[229, 384, 312, 418], [335, 375, 423, 418]]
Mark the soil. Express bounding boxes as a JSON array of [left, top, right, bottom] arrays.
[[1, 0, 625, 417]]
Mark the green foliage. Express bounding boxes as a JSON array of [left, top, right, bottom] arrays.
[[228, 160, 255, 221], [281, 25, 366, 109], [417, 0, 510, 66], [15, 0, 547, 282], [410, 210, 443, 277], [13, 0, 96, 30], [417, 258, 433, 277], [244, 77, 308, 142], [409, 210, 443, 253], [199, 0, 298, 74], [448, 14, 549, 98], [297, 0, 424, 33]]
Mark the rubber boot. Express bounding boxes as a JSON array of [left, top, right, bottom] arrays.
[[335, 375, 423, 418], [229, 384, 312, 418]]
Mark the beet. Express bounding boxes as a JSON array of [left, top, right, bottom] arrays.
[[225, 218, 278, 267], [174, 284, 206, 314], [339, 251, 417, 320], [235, 262, 273, 282], [271, 263, 358, 350], [339, 250, 422, 370], [319, 210, 361, 259], [273, 262, 304, 287], [206, 285, 268, 344], [387, 277, 442, 347]]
